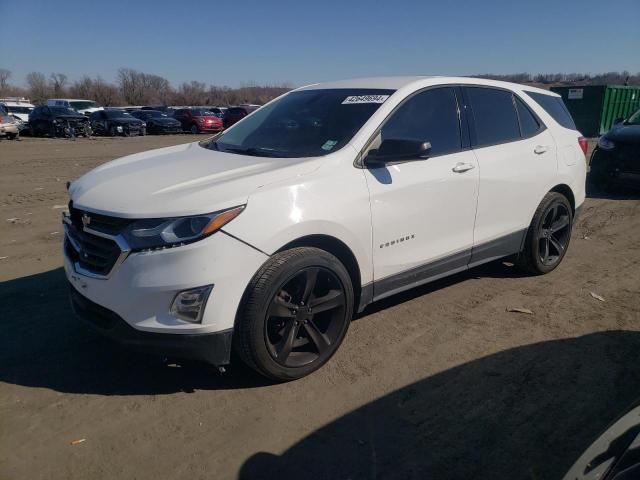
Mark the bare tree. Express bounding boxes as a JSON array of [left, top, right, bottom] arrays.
[[49, 73, 68, 96], [26, 72, 50, 103], [0, 69, 11, 94]]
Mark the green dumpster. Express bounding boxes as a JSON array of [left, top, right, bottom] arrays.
[[550, 85, 640, 137]]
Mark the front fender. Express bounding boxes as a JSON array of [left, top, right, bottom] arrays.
[[223, 157, 373, 285]]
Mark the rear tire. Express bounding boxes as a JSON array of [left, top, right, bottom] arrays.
[[190, 124, 199, 134], [517, 192, 573, 275], [235, 247, 354, 381]]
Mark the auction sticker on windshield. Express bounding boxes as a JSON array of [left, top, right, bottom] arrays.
[[342, 95, 389, 104]]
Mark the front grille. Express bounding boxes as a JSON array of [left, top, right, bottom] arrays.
[[65, 202, 132, 277], [617, 143, 640, 174], [69, 202, 133, 235]]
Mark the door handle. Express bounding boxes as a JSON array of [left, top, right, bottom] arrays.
[[534, 145, 548, 154], [452, 162, 475, 173]]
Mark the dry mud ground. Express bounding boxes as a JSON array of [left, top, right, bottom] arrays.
[[1, 136, 639, 479]]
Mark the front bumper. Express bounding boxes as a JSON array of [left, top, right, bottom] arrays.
[[63, 224, 269, 335], [199, 124, 223, 132], [152, 124, 182, 134], [0, 123, 19, 136], [69, 283, 233, 365], [591, 145, 640, 183]]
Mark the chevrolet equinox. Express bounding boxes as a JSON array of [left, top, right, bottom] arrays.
[[64, 77, 587, 380]]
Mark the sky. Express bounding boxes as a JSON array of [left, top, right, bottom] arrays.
[[2, 0, 639, 88]]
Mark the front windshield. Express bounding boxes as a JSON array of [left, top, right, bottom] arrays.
[[208, 88, 395, 157], [105, 110, 133, 119], [627, 109, 640, 125], [50, 107, 78, 115], [70, 101, 97, 110]]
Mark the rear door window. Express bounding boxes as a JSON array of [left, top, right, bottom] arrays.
[[524, 91, 576, 130], [465, 87, 520, 147], [381, 87, 461, 156]]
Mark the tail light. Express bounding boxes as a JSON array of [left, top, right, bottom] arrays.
[[578, 136, 588, 156]]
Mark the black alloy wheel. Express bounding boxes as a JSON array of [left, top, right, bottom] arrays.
[[265, 267, 347, 368], [538, 202, 571, 267], [518, 192, 573, 274], [236, 247, 354, 381]]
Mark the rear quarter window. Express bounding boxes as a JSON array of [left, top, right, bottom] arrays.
[[525, 91, 576, 130]]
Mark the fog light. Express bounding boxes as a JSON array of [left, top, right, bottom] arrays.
[[170, 285, 213, 323], [116, 125, 123, 132]]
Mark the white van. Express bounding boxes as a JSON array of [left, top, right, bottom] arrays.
[[47, 99, 103, 115]]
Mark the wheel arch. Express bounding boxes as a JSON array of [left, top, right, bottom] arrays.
[[549, 183, 575, 214], [276, 234, 362, 313]]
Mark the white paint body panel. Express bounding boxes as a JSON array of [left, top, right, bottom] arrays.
[[471, 128, 558, 245], [364, 150, 478, 280], [65, 76, 586, 336]]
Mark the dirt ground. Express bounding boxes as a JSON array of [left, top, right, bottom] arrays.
[[1, 136, 639, 480]]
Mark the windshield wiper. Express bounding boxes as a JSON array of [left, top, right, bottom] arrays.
[[220, 146, 291, 158]]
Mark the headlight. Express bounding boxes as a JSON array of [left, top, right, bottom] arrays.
[[141, 122, 146, 127], [598, 136, 615, 150], [122, 205, 245, 251]]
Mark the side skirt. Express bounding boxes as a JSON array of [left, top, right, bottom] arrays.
[[357, 229, 527, 312]]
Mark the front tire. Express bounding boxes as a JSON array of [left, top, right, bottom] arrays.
[[518, 192, 573, 275], [235, 247, 354, 381], [190, 124, 199, 134]]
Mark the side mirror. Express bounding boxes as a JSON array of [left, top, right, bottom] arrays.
[[365, 139, 431, 165], [614, 117, 625, 125]]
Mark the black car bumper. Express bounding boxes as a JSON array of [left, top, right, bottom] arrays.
[[149, 125, 182, 134], [68, 283, 233, 366], [591, 145, 640, 183]]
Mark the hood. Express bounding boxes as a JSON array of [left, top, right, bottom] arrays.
[[111, 117, 143, 125], [69, 142, 322, 218], [605, 123, 640, 143]]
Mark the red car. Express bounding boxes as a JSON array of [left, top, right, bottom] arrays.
[[223, 105, 260, 129], [173, 108, 223, 134]]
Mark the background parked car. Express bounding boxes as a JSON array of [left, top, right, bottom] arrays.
[[47, 98, 102, 115], [200, 106, 226, 119], [173, 108, 223, 134], [0, 104, 20, 140], [29, 105, 92, 138], [589, 107, 640, 191], [0, 98, 35, 122], [141, 105, 175, 116], [130, 110, 182, 134], [90, 109, 145, 136], [223, 105, 259, 128]]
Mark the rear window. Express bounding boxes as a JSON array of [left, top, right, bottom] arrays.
[[466, 87, 520, 146], [525, 91, 576, 130]]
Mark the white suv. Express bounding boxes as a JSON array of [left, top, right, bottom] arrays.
[[64, 77, 587, 380]]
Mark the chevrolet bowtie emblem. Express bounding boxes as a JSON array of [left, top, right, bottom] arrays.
[[81, 213, 91, 227]]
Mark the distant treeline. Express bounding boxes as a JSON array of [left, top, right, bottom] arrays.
[[0, 68, 638, 107], [0, 68, 292, 106], [473, 71, 640, 86]]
